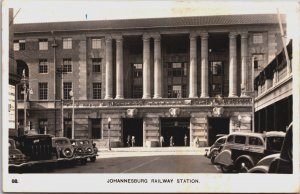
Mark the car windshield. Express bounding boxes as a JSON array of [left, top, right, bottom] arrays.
[[216, 138, 226, 144], [267, 136, 285, 151], [55, 139, 69, 145], [78, 140, 89, 145]]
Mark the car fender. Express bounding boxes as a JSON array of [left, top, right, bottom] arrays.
[[235, 155, 255, 167], [214, 149, 233, 166], [208, 148, 220, 158], [248, 165, 269, 173]]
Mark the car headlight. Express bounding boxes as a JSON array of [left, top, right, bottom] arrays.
[[77, 148, 83, 153], [86, 147, 93, 154], [62, 148, 73, 158]]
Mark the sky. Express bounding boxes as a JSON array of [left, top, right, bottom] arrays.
[[6, 0, 298, 24]]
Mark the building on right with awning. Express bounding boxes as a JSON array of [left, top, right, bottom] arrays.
[[254, 39, 292, 132]]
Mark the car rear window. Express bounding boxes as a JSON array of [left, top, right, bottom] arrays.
[[267, 136, 285, 152], [217, 138, 226, 144], [249, 137, 263, 146], [234, 135, 246, 144]]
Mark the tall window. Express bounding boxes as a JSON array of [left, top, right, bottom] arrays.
[[63, 82, 72, 99], [63, 37, 72, 49], [253, 33, 263, 44], [63, 58, 72, 72], [91, 119, 101, 139], [92, 38, 102, 49], [64, 118, 72, 138], [253, 54, 264, 70], [133, 64, 143, 78], [93, 83, 102, 99], [39, 59, 48, 73], [132, 63, 143, 98], [13, 40, 25, 51], [167, 62, 187, 98], [39, 119, 48, 134], [39, 39, 48, 50], [39, 82, 48, 100], [92, 58, 102, 73], [209, 61, 224, 96]]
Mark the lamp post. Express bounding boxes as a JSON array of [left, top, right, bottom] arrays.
[[69, 90, 75, 139], [20, 70, 32, 134], [108, 117, 111, 151], [57, 65, 66, 137]]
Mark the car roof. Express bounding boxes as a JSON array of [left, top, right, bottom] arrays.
[[52, 137, 70, 140], [228, 131, 285, 138]]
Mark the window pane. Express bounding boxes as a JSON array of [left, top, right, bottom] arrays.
[[249, 137, 263, 146], [253, 33, 263, 44], [92, 38, 102, 49], [235, 135, 246, 144], [63, 82, 72, 99], [39, 82, 48, 100], [39, 59, 48, 73], [93, 83, 101, 99], [39, 39, 48, 50], [63, 58, 72, 72], [92, 58, 101, 72], [63, 37, 72, 49]]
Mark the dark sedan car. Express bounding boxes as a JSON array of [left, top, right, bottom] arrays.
[[71, 139, 98, 164], [52, 137, 76, 165], [9, 139, 28, 172]]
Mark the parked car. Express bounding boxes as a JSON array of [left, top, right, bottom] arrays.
[[70, 139, 98, 164], [214, 131, 285, 173], [15, 134, 58, 171], [204, 134, 228, 164], [249, 123, 292, 173], [52, 137, 76, 165], [9, 138, 28, 172]]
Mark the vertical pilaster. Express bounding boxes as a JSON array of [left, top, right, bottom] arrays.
[[115, 36, 124, 99], [229, 32, 238, 97], [153, 35, 162, 98], [189, 34, 198, 98], [105, 36, 113, 99], [200, 32, 209, 98], [142, 35, 151, 99], [241, 32, 248, 96]]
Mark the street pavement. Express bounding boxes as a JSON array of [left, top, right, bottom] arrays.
[[51, 147, 221, 173]]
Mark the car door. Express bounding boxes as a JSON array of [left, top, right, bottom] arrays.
[[247, 136, 264, 154]]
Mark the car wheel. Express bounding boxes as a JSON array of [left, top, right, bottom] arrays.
[[90, 156, 96, 162], [220, 165, 233, 173], [236, 159, 253, 173], [210, 150, 219, 164]]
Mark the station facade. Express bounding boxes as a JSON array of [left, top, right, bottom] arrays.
[[13, 14, 285, 147]]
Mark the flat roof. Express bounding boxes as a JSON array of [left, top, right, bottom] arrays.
[[14, 14, 285, 33]]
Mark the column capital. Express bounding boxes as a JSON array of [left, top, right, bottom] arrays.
[[113, 35, 123, 41], [229, 32, 238, 38], [189, 32, 198, 39], [105, 35, 113, 42], [200, 32, 209, 39], [153, 34, 161, 41], [143, 34, 151, 41], [240, 32, 249, 39]]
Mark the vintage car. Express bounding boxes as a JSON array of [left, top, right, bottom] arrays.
[[204, 134, 228, 164], [214, 131, 285, 173], [249, 123, 292, 173], [52, 137, 76, 165], [70, 139, 98, 164], [16, 134, 58, 171], [9, 138, 28, 172]]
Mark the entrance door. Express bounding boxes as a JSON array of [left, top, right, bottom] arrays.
[[208, 117, 229, 146], [123, 118, 143, 147], [161, 118, 190, 147]]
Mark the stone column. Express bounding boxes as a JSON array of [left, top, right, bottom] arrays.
[[153, 35, 162, 98], [229, 32, 238, 97], [115, 36, 124, 99], [241, 32, 248, 96], [189, 34, 198, 98], [142, 35, 151, 99], [200, 32, 209, 98], [105, 36, 113, 99]]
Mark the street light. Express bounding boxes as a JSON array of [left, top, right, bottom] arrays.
[[21, 70, 33, 135], [108, 117, 111, 151], [69, 90, 75, 139]]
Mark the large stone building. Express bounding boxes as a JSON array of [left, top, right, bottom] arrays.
[[13, 14, 286, 147]]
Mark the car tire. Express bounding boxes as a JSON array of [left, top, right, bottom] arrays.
[[236, 159, 253, 173], [90, 156, 96, 162], [210, 150, 219, 164], [220, 165, 233, 173]]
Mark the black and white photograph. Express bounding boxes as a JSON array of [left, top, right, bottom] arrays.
[[2, 0, 299, 193]]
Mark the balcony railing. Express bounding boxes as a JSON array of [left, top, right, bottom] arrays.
[[19, 97, 253, 110]]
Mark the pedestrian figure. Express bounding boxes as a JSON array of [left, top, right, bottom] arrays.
[[160, 136, 164, 147], [127, 135, 131, 147], [195, 137, 200, 148], [170, 136, 174, 147], [184, 134, 188, 146], [131, 136, 135, 147]]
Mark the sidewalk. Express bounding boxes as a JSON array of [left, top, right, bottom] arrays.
[[99, 146, 209, 153]]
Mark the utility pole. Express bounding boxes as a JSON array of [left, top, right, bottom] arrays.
[[51, 31, 58, 136], [57, 63, 65, 137]]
